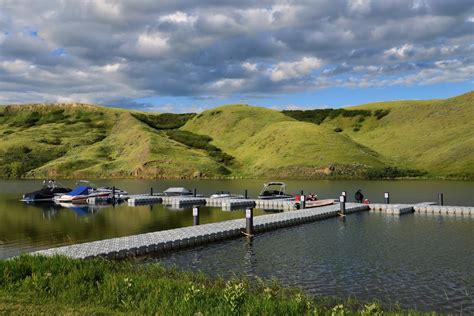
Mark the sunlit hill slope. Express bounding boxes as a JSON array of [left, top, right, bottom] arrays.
[[0, 91, 472, 179]]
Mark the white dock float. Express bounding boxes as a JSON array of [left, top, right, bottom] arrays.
[[413, 205, 473, 216], [127, 195, 163, 206], [369, 203, 414, 215], [162, 197, 207, 208], [369, 203, 473, 216], [33, 203, 369, 259]]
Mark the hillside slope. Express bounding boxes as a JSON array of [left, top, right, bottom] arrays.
[[0, 104, 230, 179], [182, 105, 387, 177], [319, 92, 474, 178], [0, 92, 472, 179]]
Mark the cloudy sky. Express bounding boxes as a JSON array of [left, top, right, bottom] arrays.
[[0, 0, 473, 112]]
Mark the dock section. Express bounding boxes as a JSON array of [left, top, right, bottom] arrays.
[[369, 203, 473, 216], [33, 203, 368, 259]]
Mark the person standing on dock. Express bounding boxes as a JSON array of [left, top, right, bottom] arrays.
[[355, 189, 364, 203]]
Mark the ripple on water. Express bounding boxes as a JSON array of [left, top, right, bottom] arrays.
[[146, 213, 474, 314]]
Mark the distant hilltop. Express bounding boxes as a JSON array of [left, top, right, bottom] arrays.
[[0, 91, 472, 180]]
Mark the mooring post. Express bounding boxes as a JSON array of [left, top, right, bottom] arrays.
[[384, 192, 390, 204], [150, 187, 153, 196], [438, 193, 444, 206], [244, 189, 248, 199], [193, 188, 197, 197], [112, 186, 116, 205], [300, 190, 305, 209], [342, 191, 347, 202], [193, 206, 199, 226], [245, 207, 254, 236], [339, 195, 346, 215]]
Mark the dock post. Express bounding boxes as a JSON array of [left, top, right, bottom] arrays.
[[339, 195, 346, 216], [112, 186, 116, 204], [150, 187, 153, 196], [244, 189, 248, 199], [300, 190, 305, 209], [193, 188, 197, 197], [245, 207, 254, 237], [193, 206, 199, 226], [438, 193, 444, 206], [342, 191, 347, 202], [384, 192, 390, 204]]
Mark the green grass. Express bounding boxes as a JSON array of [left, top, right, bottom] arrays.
[[0, 92, 472, 179], [0, 255, 417, 315]]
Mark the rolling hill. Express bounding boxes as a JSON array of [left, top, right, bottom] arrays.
[[0, 91, 472, 179]]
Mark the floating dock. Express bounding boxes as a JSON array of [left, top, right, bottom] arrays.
[[33, 203, 368, 259], [369, 203, 474, 216]]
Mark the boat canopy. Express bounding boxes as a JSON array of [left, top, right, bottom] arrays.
[[163, 187, 191, 194], [67, 186, 90, 196]]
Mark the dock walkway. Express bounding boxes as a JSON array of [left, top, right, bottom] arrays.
[[34, 203, 368, 259]]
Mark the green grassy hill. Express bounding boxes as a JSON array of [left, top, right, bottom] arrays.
[[320, 92, 474, 179], [0, 91, 472, 179]]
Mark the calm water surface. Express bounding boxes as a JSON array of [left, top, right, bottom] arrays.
[[0, 179, 473, 312], [144, 212, 474, 314]]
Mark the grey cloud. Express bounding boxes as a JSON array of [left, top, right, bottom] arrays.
[[0, 0, 472, 105]]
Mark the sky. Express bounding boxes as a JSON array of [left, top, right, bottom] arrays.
[[0, 0, 473, 112]]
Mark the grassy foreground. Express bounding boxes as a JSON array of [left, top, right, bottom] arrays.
[[0, 255, 414, 315]]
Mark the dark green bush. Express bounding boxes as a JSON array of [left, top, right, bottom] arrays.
[[364, 167, 427, 179], [0, 145, 65, 178], [374, 109, 390, 120], [167, 130, 234, 166], [283, 109, 372, 125], [334, 127, 343, 132], [132, 113, 196, 130]]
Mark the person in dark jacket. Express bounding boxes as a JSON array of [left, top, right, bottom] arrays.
[[355, 189, 364, 203]]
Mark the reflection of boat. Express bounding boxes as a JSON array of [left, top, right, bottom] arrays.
[[210, 191, 244, 199], [22, 180, 71, 202], [58, 202, 106, 216], [163, 187, 202, 197], [55, 181, 127, 203], [258, 182, 293, 200]]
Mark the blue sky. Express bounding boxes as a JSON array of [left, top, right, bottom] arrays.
[[0, 1, 473, 112]]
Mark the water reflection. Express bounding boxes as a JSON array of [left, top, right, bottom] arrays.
[[146, 213, 474, 314]]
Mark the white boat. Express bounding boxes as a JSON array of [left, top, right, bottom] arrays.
[[210, 191, 244, 199], [163, 187, 202, 196], [258, 182, 294, 200], [55, 181, 127, 204]]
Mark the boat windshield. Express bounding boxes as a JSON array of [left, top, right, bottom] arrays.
[[259, 182, 286, 196], [75, 180, 97, 189]]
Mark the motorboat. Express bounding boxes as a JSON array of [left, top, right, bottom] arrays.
[[258, 182, 293, 200], [76, 180, 128, 198], [163, 187, 200, 196], [54, 181, 127, 203], [55, 185, 110, 203], [210, 191, 245, 199], [22, 180, 71, 202]]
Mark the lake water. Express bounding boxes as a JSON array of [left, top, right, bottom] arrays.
[[144, 212, 474, 314], [0, 179, 473, 312]]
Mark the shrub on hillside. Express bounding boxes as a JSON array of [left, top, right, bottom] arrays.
[[132, 113, 196, 130], [166, 130, 234, 166], [364, 166, 427, 179], [334, 127, 343, 132]]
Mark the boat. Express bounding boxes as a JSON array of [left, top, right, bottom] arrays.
[[55, 181, 127, 203], [258, 182, 294, 200], [76, 180, 128, 198], [210, 191, 244, 199], [163, 187, 198, 196], [22, 180, 71, 202], [300, 199, 335, 209]]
